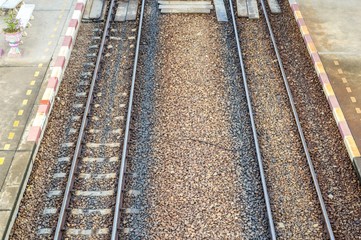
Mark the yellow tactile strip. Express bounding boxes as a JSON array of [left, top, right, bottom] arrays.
[[289, 1, 360, 161]]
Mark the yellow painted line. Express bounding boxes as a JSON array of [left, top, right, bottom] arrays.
[[346, 87, 352, 93], [0, 158, 4, 165], [30, 80, 36, 86], [13, 120, 20, 127], [294, 11, 302, 19], [26, 90, 32, 95], [351, 97, 356, 103], [53, 27, 58, 32], [34, 71, 40, 77], [22, 99, 28, 105], [315, 62, 325, 75], [338, 69, 343, 74], [323, 83, 334, 97], [300, 26, 309, 36], [59, 14, 63, 19], [356, 108, 361, 114], [45, 48, 49, 53], [344, 136, 361, 158], [50, 34, 55, 38], [342, 77, 347, 83], [56, 20, 60, 25], [4, 144, 10, 150], [18, 110, 24, 116], [8, 132, 15, 140], [38, 63, 43, 68], [307, 42, 317, 53], [334, 60, 339, 66], [48, 41, 52, 46], [333, 108, 345, 122]]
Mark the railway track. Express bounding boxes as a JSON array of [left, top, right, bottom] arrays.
[[229, 0, 334, 239], [52, 0, 145, 238], [11, 0, 361, 239]]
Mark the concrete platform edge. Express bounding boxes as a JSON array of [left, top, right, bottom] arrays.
[[1, 147, 35, 240], [1, 1, 87, 239], [288, 1, 361, 163], [27, 0, 87, 143]]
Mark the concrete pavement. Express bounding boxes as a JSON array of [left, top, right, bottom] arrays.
[[293, 0, 361, 176], [0, 0, 84, 238]]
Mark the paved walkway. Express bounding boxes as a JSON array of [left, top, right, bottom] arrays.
[[0, 0, 79, 238], [295, 0, 361, 174]]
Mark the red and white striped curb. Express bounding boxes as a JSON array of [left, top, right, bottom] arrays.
[[288, 0, 361, 162], [27, 0, 86, 143]]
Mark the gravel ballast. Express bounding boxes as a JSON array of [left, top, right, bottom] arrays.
[[269, 1, 361, 238], [120, 0, 269, 238], [9, 0, 361, 239], [236, 4, 327, 240]]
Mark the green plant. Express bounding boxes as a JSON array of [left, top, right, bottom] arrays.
[[2, 11, 21, 34]]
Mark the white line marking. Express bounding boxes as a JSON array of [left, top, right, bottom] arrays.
[[43, 208, 57, 214], [79, 173, 117, 179], [66, 228, 109, 235], [58, 157, 70, 162], [75, 190, 114, 197], [38, 228, 52, 235], [48, 190, 62, 197], [76, 92, 87, 97], [86, 143, 121, 148], [61, 142, 74, 147], [71, 208, 112, 215], [82, 157, 119, 162], [53, 173, 67, 178], [73, 104, 84, 108]]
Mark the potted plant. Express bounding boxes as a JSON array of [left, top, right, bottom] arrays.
[[2, 11, 22, 56]]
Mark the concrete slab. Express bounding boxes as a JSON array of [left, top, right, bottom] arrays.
[[126, 0, 138, 21], [0, 10, 69, 66], [297, 0, 361, 54], [214, 0, 227, 21], [0, 0, 84, 238], [0, 211, 11, 240], [0, 185, 20, 210], [267, 0, 280, 14], [0, 66, 46, 151], [89, 0, 104, 19], [246, 0, 258, 19], [83, 0, 93, 19], [25, 0, 73, 11], [295, 0, 361, 174], [115, 1, 128, 22], [0, 151, 15, 190], [236, 0, 247, 17], [5, 151, 33, 187]]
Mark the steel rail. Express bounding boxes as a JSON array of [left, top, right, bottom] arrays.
[[228, 0, 276, 239], [111, 0, 146, 238], [53, 0, 117, 238], [259, 0, 335, 239]]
